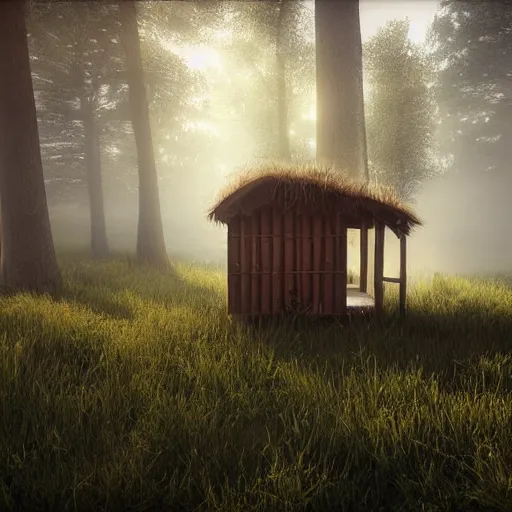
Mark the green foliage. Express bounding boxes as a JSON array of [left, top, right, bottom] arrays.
[[0, 257, 511, 510], [428, 0, 512, 178], [27, 1, 126, 196], [28, 1, 198, 204], [364, 20, 441, 202], [201, 1, 315, 162], [28, 1, 316, 215]]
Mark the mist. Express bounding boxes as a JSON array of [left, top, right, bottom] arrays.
[[38, 0, 512, 280]]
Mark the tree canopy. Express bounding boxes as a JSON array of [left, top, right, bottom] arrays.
[[365, 19, 440, 201], [428, 0, 512, 179]]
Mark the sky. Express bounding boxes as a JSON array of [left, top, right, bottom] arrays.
[[360, 0, 440, 43]]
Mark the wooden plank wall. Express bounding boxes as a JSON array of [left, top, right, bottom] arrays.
[[227, 209, 348, 317]]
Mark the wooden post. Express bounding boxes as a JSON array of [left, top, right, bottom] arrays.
[[301, 215, 312, 308], [227, 217, 241, 317], [323, 216, 334, 314], [359, 226, 368, 293], [251, 213, 261, 316], [399, 234, 407, 317], [272, 208, 283, 314], [374, 222, 385, 315], [334, 216, 347, 315], [260, 208, 272, 315], [240, 216, 250, 317], [284, 209, 295, 311], [312, 215, 323, 314]]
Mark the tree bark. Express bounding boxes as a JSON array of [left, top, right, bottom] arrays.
[[276, 1, 291, 161], [315, 0, 368, 180], [0, 1, 61, 294], [118, 1, 169, 268], [81, 97, 110, 259]]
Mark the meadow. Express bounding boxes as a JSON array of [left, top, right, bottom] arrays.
[[0, 254, 511, 511]]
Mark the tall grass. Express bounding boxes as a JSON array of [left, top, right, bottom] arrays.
[[0, 257, 511, 511]]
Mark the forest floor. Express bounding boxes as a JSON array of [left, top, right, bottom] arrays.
[[0, 255, 511, 511]]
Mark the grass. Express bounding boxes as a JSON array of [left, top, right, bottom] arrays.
[[0, 255, 511, 511]]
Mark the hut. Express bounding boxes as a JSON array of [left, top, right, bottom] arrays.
[[208, 164, 421, 320]]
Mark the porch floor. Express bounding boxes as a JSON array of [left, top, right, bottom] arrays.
[[346, 284, 375, 309]]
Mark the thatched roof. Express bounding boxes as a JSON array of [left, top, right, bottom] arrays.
[[208, 163, 422, 236]]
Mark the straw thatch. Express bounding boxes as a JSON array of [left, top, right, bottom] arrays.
[[208, 163, 422, 236]]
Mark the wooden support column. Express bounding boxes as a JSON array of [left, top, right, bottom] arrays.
[[227, 217, 241, 317], [399, 233, 407, 317], [334, 215, 347, 315], [374, 222, 385, 315], [240, 216, 250, 317], [359, 226, 368, 293]]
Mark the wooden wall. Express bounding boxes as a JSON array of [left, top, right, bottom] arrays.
[[227, 207, 348, 318]]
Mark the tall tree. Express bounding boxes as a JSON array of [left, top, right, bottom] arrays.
[[429, 0, 512, 180], [118, 1, 169, 268], [0, 1, 61, 293], [364, 20, 439, 201], [315, 0, 368, 179], [27, 2, 125, 259], [221, 0, 314, 162], [276, 0, 292, 160]]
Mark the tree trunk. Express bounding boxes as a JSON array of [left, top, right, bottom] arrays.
[[276, 1, 291, 161], [81, 98, 110, 259], [0, 1, 61, 294], [315, 0, 368, 180], [118, 1, 169, 269], [360, 90, 370, 184]]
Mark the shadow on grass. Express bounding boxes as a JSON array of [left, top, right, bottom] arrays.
[[60, 288, 136, 320], [57, 255, 227, 321], [242, 302, 512, 395], [55, 255, 512, 394]]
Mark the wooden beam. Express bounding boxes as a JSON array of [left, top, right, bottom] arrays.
[[359, 226, 368, 292], [399, 234, 407, 317], [251, 213, 261, 316], [240, 216, 250, 316], [227, 217, 241, 316], [284, 209, 295, 311], [382, 277, 400, 284], [374, 222, 385, 315], [272, 208, 283, 314], [312, 215, 323, 314], [335, 215, 347, 315], [260, 208, 272, 315], [323, 216, 334, 315]]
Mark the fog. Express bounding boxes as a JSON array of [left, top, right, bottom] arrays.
[[40, 0, 512, 279], [49, 161, 512, 279]]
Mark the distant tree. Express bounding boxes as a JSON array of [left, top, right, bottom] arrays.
[[364, 20, 439, 201], [276, 0, 292, 160], [315, 0, 368, 179], [118, 1, 169, 268], [27, 2, 127, 258], [428, 0, 512, 180], [219, 1, 314, 162], [0, 1, 61, 293]]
